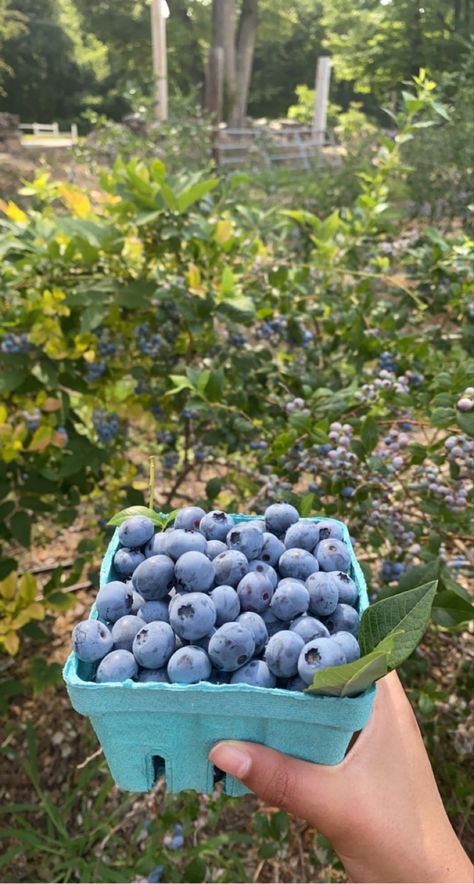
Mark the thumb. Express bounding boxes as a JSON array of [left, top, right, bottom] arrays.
[[209, 740, 343, 829]]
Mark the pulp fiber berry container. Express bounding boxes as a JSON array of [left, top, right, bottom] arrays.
[[64, 514, 376, 796]]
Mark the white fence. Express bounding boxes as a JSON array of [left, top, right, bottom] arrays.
[[213, 125, 334, 170], [19, 122, 78, 139]]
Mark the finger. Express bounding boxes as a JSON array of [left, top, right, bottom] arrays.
[[209, 739, 341, 828]]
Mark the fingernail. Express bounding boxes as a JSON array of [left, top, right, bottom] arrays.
[[209, 742, 252, 778]]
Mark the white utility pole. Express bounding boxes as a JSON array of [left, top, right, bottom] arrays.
[[313, 56, 332, 146], [151, 0, 169, 122]]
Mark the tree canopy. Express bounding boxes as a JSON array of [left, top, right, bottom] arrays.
[[0, 0, 471, 124]]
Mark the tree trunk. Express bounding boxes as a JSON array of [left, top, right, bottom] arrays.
[[229, 0, 258, 127], [212, 0, 236, 108]]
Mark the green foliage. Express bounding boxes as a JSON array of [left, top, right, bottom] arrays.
[[308, 580, 437, 697]]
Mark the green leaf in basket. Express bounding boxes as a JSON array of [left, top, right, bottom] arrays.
[[107, 505, 167, 527], [306, 580, 438, 698], [359, 580, 438, 667], [306, 632, 399, 698]]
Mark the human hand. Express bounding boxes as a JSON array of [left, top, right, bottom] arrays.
[[209, 672, 472, 883]]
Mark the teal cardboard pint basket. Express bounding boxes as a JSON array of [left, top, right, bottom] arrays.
[[64, 515, 376, 795]]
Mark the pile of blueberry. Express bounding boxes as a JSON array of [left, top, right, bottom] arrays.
[[72, 504, 361, 692]]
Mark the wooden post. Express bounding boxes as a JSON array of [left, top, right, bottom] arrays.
[[205, 46, 224, 166], [313, 56, 331, 146], [151, 0, 168, 122], [205, 46, 224, 123]]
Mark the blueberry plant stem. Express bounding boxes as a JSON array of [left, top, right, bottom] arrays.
[[149, 456, 156, 511]]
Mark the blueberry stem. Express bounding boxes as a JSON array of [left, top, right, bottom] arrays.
[[149, 455, 156, 511]]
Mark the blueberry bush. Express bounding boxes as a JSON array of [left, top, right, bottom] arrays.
[[1, 72, 473, 881]]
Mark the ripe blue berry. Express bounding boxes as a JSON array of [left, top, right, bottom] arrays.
[[270, 579, 310, 620], [96, 649, 138, 683], [213, 549, 249, 587], [264, 503, 299, 536], [199, 510, 234, 541], [264, 630, 305, 678], [210, 585, 241, 625], [230, 660, 276, 688], [278, 548, 319, 581], [111, 614, 144, 651], [208, 623, 255, 671], [316, 539, 351, 573], [118, 515, 155, 548], [174, 506, 206, 531], [132, 555, 175, 600], [96, 581, 134, 623], [297, 638, 346, 684], [132, 622, 176, 668], [290, 615, 329, 643], [72, 619, 113, 662], [167, 646, 212, 684], [236, 611, 268, 653], [168, 592, 216, 640], [174, 551, 214, 593], [305, 572, 339, 617], [237, 571, 274, 612]]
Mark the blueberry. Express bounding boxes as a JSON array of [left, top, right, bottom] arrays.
[[332, 631, 361, 662], [213, 549, 249, 587], [250, 520, 267, 534], [138, 599, 170, 623], [96, 649, 138, 682], [285, 675, 307, 692], [237, 571, 274, 613], [236, 611, 268, 654], [96, 581, 133, 623], [111, 614, 144, 651], [72, 619, 113, 662], [132, 555, 175, 600], [264, 630, 305, 678], [230, 660, 276, 688], [261, 607, 290, 637], [132, 622, 176, 668], [332, 572, 358, 605], [314, 520, 344, 543], [284, 520, 319, 552], [210, 585, 241, 625], [305, 572, 339, 617], [165, 529, 208, 560], [118, 516, 155, 548], [260, 532, 286, 566], [290, 614, 329, 643], [175, 550, 214, 593], [199, 510, 234, 541], [278, 548, 319, 581], [113, 547, 145, 578], [145, 531, 171, 558], [168, 592, 216, 640], [270, 579, 310, 620], [167, 646, 212, 684], [137, 667, 170, 683], [131, 590, 146, 614], [264, 503, 299, 536], [226, 524, 264, 560], [207, 540, 227, 560], [297, 638, 346, 684], [316, 539, 351, 573], [324, 604, 360, 636], [174, 506, 206, 531], [208, 623, 255, 671], [247, 560, 278, 588]]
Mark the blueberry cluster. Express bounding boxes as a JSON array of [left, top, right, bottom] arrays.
[[85, 361, 106, 382], [380, 560, 406, 582], [357, 367, 418, 401], [445, 434, 474, 466], [135, 323, 162, 358], [379, 350, 398, 373], [285, 397, 310, 417], [456, 387, 474, 413], [1, 331, 30, 353], [412, 464, 469, 513], [72, 505, 361, 691], [93, 409, 120, 444], [229, 333, 247, 348]]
